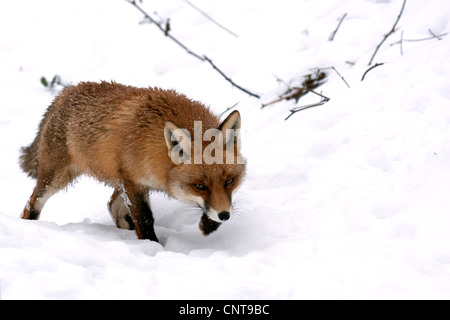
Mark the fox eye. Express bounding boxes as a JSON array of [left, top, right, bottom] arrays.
[[225, 178, 234, 187], [194, 183, 208, 191]]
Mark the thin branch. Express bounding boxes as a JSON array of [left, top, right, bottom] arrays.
[[203, 56, 260, 98], [261, 70, 327, 108], [311, 66, 350, 88], [428, 28, 444, 40], [261, 87, 305, 108], [389, 29, 448, 56], [309, 89, 330, 101], [390, 31, 448, 45], [331, 66, 350, 88], [368, 0, 407, 66], [183, 0, 238, 38], [328, 13, 347, 41], [218, 102, 240, 118], [264, 72, 331, 117], [285, 100, 328, 121], [361, 62, 385, 81], [127, 0, 205, 61], [125, 0, 260, 98], [400, 30, 404, 55]]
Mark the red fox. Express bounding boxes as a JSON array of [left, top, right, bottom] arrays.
[[20, 81, 246, 242]]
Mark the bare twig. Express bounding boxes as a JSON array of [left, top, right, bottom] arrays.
[[330, 66, 350, 88], [428, 29, 444, 40], [203, 56, 260, 98], [328, 13, 347, 41], [285, 99, 328, 120], [183, 0, 238, 38], [261, 71, 326, 108], [400, 30, 404, 55], [368, 0, 407, 66], [308, 89, 330, 101], [390, 30, 448, 46], [218, 102, 240, 118], [261, 87, 305, 108], [265, 71, 331, 118], [127, 0, 205, 61], [311, 66, 350, 88], [389, 29, 448, 56], [164, 18, 171, 36], [125, 0, 260, 98], [261, 94, 291, 109], [361, 62, 385, 81], [281, 69, 339, 120]]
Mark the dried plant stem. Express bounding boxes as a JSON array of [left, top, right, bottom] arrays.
[[285, 99, 328, 121], [183, 0, 238, 38], [329, 13, 347, 41], [390, 30, 448, 47], [361, 63, 385, 81], [368, 0, 407, 66], [125, 0, 260, 98]]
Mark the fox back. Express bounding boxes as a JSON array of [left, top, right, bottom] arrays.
[[20, 81, 246, 241]]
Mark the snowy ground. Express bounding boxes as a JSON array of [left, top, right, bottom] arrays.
[[1, 0, 450, 299]]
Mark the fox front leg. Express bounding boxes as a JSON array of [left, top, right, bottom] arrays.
[[122, 180, 159, 242]]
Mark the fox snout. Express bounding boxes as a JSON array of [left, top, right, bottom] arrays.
[[218, 211, 230, 221], [199, 193, 240, 234], [205, 207, 232, 222], [198, 208, 232, 236]]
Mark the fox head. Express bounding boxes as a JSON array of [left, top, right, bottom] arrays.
[[164, 111, 246, 235]]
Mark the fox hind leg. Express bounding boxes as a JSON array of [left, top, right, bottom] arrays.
[[22, 165, 77, 221], [108, 188, 135, 230], [22, 179, 59, 220], [22, 184, 54, 220]]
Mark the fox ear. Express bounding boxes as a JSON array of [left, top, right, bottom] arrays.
[[164, 121, 192, 163], [218, 110, 241, 152]]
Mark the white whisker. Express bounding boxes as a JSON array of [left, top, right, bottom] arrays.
[[231, 191, 248, 222]]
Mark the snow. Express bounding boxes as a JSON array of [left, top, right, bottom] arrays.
[[1, 0, 450, 299]]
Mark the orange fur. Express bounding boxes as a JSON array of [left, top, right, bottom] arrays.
[[20, 81, 246, 241]]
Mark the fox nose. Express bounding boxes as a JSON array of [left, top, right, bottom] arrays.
[[218, 211, 230, 221]]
